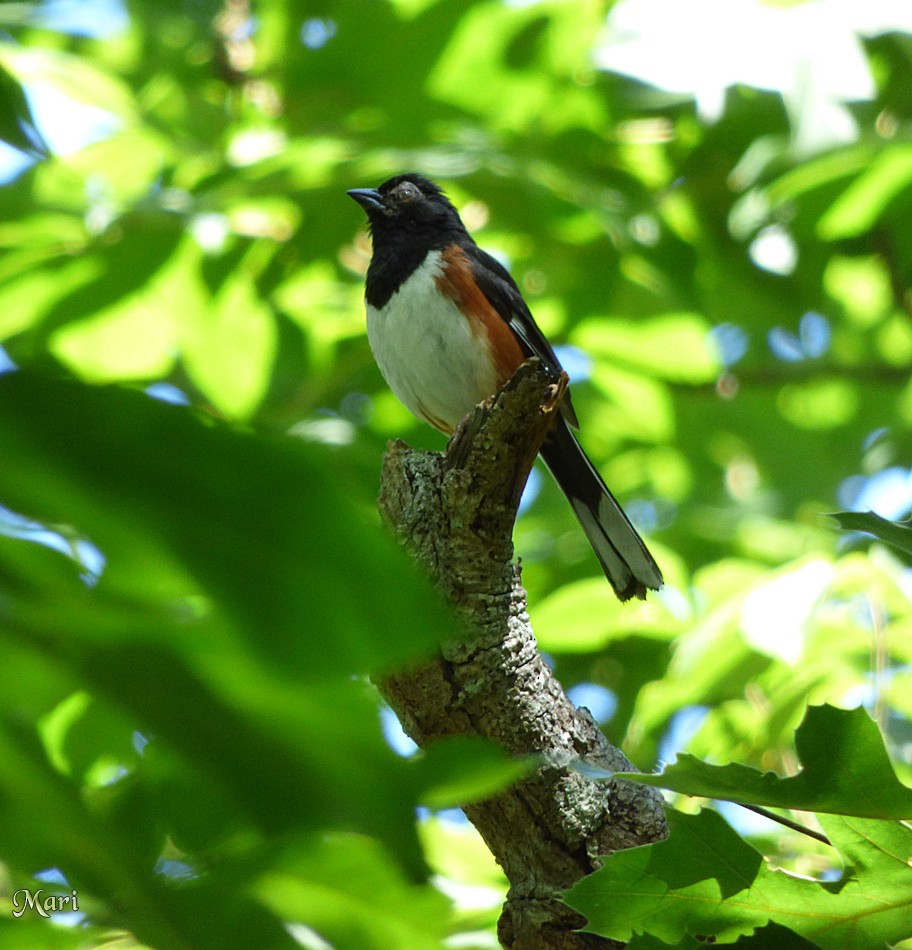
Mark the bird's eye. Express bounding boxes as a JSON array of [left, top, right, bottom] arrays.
[[393, 181, 421, 202]]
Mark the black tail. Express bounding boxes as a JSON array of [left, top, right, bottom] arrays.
[[539, 416, 663, 601]]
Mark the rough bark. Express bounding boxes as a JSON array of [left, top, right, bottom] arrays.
[[376, 360, 667, 949]]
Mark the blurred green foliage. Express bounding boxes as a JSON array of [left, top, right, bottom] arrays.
[[0, 0, 911, 946]]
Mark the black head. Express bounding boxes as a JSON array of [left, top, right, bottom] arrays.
[[347, 173, 466, 248]]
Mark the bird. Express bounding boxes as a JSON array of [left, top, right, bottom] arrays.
[[348, 173, 663, 601]]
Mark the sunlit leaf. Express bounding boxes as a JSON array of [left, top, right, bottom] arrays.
[[766, 143, 878, 205], [51, 128, 173, 204], [428, 3, 605, 133], [181, 262, 278, 417], [534, 577, 683, 652], [817, 145, 912, 240], [420, 815, 507, 890], [272, 260, 365, 369], [575, 313, 720, 385], [617, 705, 912, 819], [0, 44, 137, 121], [50, 296, 178, 381], [585, 368, 674, 443], [823, 256, 892, 327], [255, 834, 451, 950], [776, 378, 857, 429], [0, 257, 100, 339]]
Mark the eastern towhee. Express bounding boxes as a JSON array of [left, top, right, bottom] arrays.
[[348, 173, 663, 601]]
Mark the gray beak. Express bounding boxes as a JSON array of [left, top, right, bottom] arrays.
[[347, 188, 385, 213]]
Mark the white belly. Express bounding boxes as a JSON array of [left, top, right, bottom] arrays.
[[366, 251, 501, 433]]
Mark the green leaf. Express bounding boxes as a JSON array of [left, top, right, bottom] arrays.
[[413, 737, 535, 809], [0, 374, 473, 909], [0, 257, 102, 340], [0, 44, 137, 124], [626, 935, 703, 950], [0, 916, 108, 949], [38, 690, 138, 785], [0, 62, 45, 155], [420, 813, 507, 890], [428, 3, 606, 133], [831, 510, 912, 557], [32, 227, 185, 345], [566, 807, 912, 948], [533, 576, 683, 652], [49, 295, 179, 382], [0, 372, 470, 872], [766, 143, 877, 206], [626, 925, 823, 950], [53, 128, 174, 204], [817, 144, 912, 240], [776, 378, 858, 430], [181, 260, 278, 418], [255, 834, 451, 950], [574, 313, 720, 385], [616, 705, 912, 819], [0, 372, 457, 680], [585, 367, 674, 443], [654, 807, 763, 900], [729, 924, 824, 949]]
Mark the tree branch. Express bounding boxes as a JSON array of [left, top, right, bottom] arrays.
[[375, 360, 667, 950]]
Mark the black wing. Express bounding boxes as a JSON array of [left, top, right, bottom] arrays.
[[459, 241, 661, 599], [461, 241, 579, 427]]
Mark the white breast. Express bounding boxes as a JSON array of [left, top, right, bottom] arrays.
[[366, 251, 502, 433]]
